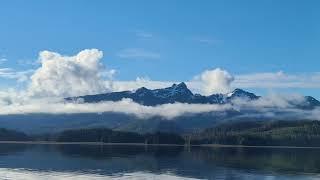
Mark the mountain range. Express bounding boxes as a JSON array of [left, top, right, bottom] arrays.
[[0, 82, 319, 135], [67, 82, 320, 109]]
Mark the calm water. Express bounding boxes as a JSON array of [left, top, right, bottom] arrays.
[[0, 144, 319, 179]]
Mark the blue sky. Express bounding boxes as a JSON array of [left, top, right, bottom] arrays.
[[0, 0, 319, 97]]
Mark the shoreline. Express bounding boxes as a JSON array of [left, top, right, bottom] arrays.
[[0, 141, 320, 149]]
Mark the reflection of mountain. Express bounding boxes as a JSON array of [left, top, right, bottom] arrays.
[[190, 147, 320, 174], [0, 128, 30, 141], [56, 145, 320, 175], [0, 143, 31, 155], [0, 144, 319, 179]]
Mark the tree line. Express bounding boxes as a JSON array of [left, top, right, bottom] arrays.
[[189, 120, 320, 146], [3, 120, 320, 147], [35, 128, 186, 145]]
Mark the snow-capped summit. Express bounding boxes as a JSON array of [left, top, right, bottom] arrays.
[[226, 88, 259, 100], [160, 82, 193, 97], [172, 82, 188, 90], [66, 83, 319, 109]]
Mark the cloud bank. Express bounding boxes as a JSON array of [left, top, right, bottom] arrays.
[[0, 98, 232, 119], [0, 93, 320, 120], [0, 49, 319, 120]]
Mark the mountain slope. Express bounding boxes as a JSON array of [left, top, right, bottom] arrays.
[[66, 82, 259, 105], [66, 82, 319, 109], [0, 83, 319, 135]]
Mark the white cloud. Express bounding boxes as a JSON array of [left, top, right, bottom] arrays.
[[1, 91, 320, 120], [0, 58, 7, 64], [193, 37, 221, 45], [0, 97, 232, 119], [111, 71, 320, 95], [0, 68, 33, 82], [193, 68, 234, 95], [232, 93, 307, 109], [234, 71, 320, 89], [28, 49, 113, 97], [98, 69, 320, 96], [5, 49, 320, 97], [117, 48, 160, 59], [135, 31, 153, 39], [112, 77, 174, 92], [17, 59, 39, 67], [1, 49, 320, 120]]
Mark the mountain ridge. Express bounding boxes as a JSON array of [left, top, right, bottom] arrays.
[[1, 83, 319, 134], [66, 82, 320, 109]]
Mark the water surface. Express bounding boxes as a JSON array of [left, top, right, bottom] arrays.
[[0, 143, 319, 179]]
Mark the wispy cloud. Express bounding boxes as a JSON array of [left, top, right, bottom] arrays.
[[234, 71, 320, 89], [0, 68, 34, 82], [17, 59, 39, 67], [135, 31, 153, 39], [0, 58, 7, 64], [192, 37, 222, 45], [117, 48, 160, 60], [109, 70, 320, 95], [112, 77, 174, 92]]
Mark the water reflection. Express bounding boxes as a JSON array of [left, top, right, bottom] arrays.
[[0, 143, 319, 179]]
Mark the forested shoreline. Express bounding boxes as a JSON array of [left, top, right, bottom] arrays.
[[3, 120, 320, 147], [190, 120, 320, 146]]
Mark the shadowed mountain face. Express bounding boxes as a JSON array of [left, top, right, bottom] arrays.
[[66, 82, 260, 106], [0, 83, 319, 135], [66, 82, 320, 109]]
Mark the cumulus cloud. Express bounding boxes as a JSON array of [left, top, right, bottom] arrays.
[[194, 68, 234, 95], [4, 48, 320, 97], [1, 49, 320, 120], [28, 49, 113, 97]]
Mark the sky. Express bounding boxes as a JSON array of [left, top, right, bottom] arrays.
[[0, 0, 320, 98]]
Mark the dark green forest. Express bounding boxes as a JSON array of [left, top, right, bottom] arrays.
[[2, 120, 320, 147], [43, 128, 185, 145], [0, 128, 30, 141], [189, 120, 320, 146]]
